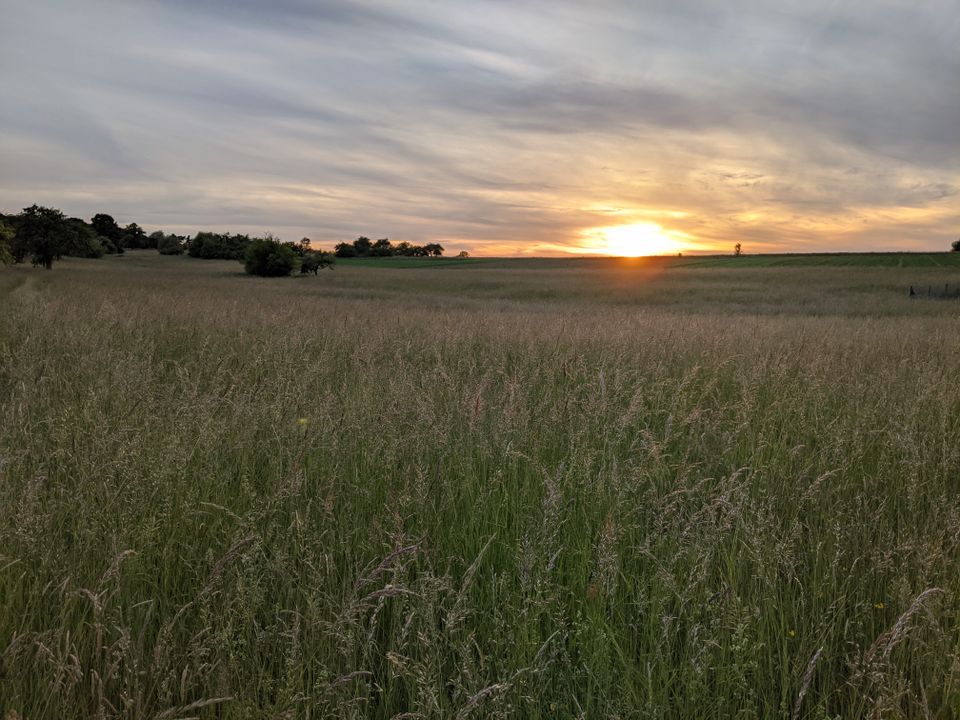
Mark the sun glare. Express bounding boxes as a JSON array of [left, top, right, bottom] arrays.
[[583, 222, 685, 257]]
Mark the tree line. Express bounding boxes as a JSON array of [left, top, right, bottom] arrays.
[[0, 204, 447, 277], [334, 236, 443, 258], [0, 206, 129, 268]]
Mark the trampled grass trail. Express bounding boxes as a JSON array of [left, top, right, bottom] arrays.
[[1, 254, 959, 718]]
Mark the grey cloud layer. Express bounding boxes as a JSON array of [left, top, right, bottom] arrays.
[[0, 0, 956, 252]]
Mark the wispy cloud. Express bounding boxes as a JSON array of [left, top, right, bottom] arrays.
[[0, 0, 957, 254]]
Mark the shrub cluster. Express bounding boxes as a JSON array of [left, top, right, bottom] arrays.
[[154, 231, 187, 255], [243, 236, 334, 277], [0, 204, 433, 274], [0, 206, 126, 269], [186, 231, 252, 260]]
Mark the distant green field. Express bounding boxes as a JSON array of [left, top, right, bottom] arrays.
[[333, 252, 960, 271], [334, 256, 489, 268], [682, 252, 960, 268]]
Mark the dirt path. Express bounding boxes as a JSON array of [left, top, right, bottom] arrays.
[[0, 269, 41, 302]]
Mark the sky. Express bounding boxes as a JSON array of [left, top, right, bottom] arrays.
[[0, 0, 957, 256]]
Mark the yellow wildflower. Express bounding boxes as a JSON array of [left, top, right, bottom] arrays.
[[296, 417, 310, 426], [788, 629, 796, 638], [873, 602, 885, 609]]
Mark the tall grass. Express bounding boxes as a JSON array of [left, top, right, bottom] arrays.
[[1, 255, 959, 718]]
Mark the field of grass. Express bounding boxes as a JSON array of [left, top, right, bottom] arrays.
[[333, 256, 490, 269], [683, 252, 960, 268], [2, 252, 960, 718]]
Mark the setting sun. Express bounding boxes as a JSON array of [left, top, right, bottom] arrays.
[[582, 222, 686, 257]]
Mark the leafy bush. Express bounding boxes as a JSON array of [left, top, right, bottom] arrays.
[[120, 223, 149, 249], [300, 251, 334, 274], [62, 219, 105, 258], [13, 205, 71, 269], [243, 236, 298, 276], [157, 234, 185, 255], [189, 231, 251, 260], [334, 241, 358, 257], [90, 213, 124, 254]]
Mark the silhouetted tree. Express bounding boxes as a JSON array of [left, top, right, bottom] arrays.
[[62, 218, 105, 258], [156, 233, 185, 255], [120, 223, 149, 249], [243, 235, 298, 276], [300, 251, 334, 274], [952, 238, 960, 252], [423, 243, 444, 257], [91, 213, 119, 239], [15, 205, 70, 269], [188, 231, 251, 259], [371, 238, 393, 256], [734, 242, 742, 257], [89, 214, 125, 254], [353, 236, 373, 256], [334, 242, 357, 257]]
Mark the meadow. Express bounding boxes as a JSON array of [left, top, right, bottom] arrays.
[[2, 252, 959, 719]]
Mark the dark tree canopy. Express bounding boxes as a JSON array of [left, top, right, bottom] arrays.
[[334, 241, 358, 257], [0, 202, 386, 275], [353, 236, 373, 255], [243, 236, 298, 277], [15, 205, 70, 269], [952, 238, 960, 252], [188, 232, 251, 260], [299, 250, 334, 274], [88, 214, 124, 254], [333, 235, 444, 258], [63, 218, 105, 258], [156, 232, 186, 255], [120, 222, 151, 249], [371, 238, 393, 256], [91, 213, 121, 241]]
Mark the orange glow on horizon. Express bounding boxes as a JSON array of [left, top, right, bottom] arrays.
[[579, 222, 689, 257]]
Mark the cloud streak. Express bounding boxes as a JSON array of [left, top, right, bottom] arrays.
[[0, 0, 957, 254]]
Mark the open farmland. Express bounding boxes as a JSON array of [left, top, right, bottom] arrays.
[[2, 252, 960, 718], [683, 252, 960, 268]]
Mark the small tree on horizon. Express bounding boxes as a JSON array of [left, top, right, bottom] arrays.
[[371, 238, 393, 256], [734, 242, 742, 257], [300, 251, 334, 274], [952, 238, 960, 252], [353, 236, 373, 256], [334, 242, 357, 257]]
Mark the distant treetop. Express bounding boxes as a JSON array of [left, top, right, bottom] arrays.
[[334, 236, 444, 258]]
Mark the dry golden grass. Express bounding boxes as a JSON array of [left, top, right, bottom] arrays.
[[1, 252, 959, 718]]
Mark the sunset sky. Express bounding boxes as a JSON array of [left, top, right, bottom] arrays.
[[1, 0, 957, 256]]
